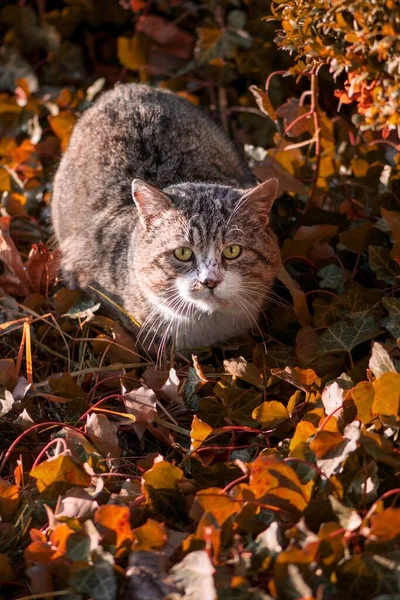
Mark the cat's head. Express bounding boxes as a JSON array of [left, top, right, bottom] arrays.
[[131, 178, 281, 323]]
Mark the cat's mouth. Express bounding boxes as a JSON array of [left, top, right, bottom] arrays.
[[189, 288, 232, 312]]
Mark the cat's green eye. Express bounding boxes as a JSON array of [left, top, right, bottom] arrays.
[[222, 244, 242, 260], [174, 247, 193, 262]]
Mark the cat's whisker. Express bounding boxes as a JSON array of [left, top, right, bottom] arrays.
[[234, 295, 267, 350]]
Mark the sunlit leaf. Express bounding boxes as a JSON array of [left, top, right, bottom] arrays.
[[372, 372, 400, 418], [94, 505, 133, 557], [132, 518, 167, 551], [190, 415, 213, 451], [30, 453, 91, 499], [252, 401, 290, 428]]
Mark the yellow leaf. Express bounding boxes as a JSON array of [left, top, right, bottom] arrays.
[[195, 488, 242, 526], [142, 459, 183, 490], [0, 167, 11, 192], [132, 518, 167, 551], [289, 421, 316, 456], [30, 454, 91, 498], [352, 381, 374, 424], [190, 415, 212, 451], [351, 158, 369, 178], [252, 401, 290, 428], [117, 35, 148, 71], [372, 372, 400, 418]]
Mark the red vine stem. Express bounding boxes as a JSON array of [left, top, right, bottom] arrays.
[[309, 70, 322, 207], [31, 438, 68, 469], [0, 422, 89, 474]]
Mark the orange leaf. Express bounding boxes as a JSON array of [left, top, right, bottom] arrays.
[[0, 479, 19, 521], [370, 507, 400, 541], [24, 541, 63, 567], [48, 111, 77, 151], [249, 455, 308, 515], [249, 85, 278, 121], [94, 504, 133, 557], [190, 415, 213, 451], [49, 523, 74, 553]]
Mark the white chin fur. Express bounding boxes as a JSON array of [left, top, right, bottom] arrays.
[[175, 272, 244, 316]]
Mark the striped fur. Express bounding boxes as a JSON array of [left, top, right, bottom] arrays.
[[52, 84, 281, 349]]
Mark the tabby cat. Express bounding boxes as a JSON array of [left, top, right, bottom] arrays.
[[52, 84, 281, 349]]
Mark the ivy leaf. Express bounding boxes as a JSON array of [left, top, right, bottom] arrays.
[[352, 382, 374, 425], [317, 264, 350, 293], [223, 356, 263, 388], [132, 519, 167, 552], [71, 550, 117, 600], [372, 372, 400, 419], [170, 550, 216, 600], [381, 207, 400, 261], [317, 316, 382, 355], [94, 505, 133, 558], [194, 488, 242, 526], [252, 401, 290, 428], [0, 479, 19, 521], [224, 387, 263, 427], [339, 222, 373, 254], [309, 421, 361, 478], [190, 415, 213, 451], [30, 453, 91, 500], [368, 246, 400, 284], [195, 27, 251, 65], [249, 455, 309, 515], [382, 297, 400, 339], [329, 496, 362, 531], [369, 342, 397, 379]]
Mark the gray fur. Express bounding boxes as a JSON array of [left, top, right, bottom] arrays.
[[52, 83, 281, 349]]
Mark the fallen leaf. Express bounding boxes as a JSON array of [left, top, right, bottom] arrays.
[[190, 415, 212, 451], [94, 505, 133, 557], [86, 413, 121, 469], [252, 400, 290, 428], [30, 453, 91, 499], [372, 372, 400, 418]]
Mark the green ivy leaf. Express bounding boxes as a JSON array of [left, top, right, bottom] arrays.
[[368, 246, 400, 285], [317, 264, 350, 293], [317, 316, 382, 355], [382, 297, 400, 339]]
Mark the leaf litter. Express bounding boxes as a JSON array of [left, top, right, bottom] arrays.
[[0, 1, 400, 599]]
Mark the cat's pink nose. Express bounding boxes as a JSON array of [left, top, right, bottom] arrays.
[[202, 278, 220, 289]]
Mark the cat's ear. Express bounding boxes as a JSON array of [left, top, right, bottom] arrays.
[[132, 179, 171, 228], [239, 178, 279, 223]]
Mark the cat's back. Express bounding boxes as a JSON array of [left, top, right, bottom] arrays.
[[57, 83, 253, 190], [52, 84, 254, 246]]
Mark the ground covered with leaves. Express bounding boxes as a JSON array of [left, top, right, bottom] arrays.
[[0, 1, 400, 599]]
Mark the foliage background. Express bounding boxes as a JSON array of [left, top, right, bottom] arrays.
[[0, 1, 400, 599]]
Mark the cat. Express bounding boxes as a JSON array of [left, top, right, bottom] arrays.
[[51, 83, 281, 349]]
